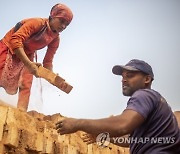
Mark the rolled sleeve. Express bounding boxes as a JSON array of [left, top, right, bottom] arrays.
[[9, 18, 44, 52]]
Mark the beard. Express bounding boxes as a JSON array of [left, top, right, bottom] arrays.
[[122, 85, 136, 96]]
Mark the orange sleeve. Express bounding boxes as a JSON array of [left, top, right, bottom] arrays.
[[43, 36, 60, 70], [9, 18, 45, 52]]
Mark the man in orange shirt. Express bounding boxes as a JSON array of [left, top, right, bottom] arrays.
[[0, 3, 73, 111]]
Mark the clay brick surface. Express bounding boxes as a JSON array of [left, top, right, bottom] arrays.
[[54, 141, 61, 154], [43, 136, 54, 154], [87, 144, 93, 154], [0, 122, 5, 142], [0, 142, 5, 153], [28, 110, 45, 120], [0, 104, 179, 153], [0, 106, 8, 141], [67, 145, 78, 154], [0, 105, 130, 154], [4, 123, 19, 148], [35, 133, 44, 152]]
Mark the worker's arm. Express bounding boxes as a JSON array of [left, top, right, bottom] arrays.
[[43, 37, 60, 71], [10, 19, 44, 76], [14, 48, 40, 77], [56, 109, 145, 137]]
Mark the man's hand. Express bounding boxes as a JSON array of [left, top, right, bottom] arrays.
[[56, 118, 79, 135]]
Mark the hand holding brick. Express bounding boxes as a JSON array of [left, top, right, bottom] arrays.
[[38, 66, 73, 93]]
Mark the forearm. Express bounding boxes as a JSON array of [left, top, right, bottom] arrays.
[[77, 116, 128, 137], [14, 48, 32, 67]]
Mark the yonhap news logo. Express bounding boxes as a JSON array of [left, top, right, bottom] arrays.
[[96, 132, 110, 148], [96, 132, 176, 148], [112, 136, 175, 144]]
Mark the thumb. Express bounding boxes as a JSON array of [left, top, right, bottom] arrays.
[[35, 63, 42, 67]]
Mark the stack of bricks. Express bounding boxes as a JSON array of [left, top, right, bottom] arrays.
[[0, 105, 129, 154]]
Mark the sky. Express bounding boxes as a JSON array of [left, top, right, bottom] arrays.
[[0, 0, 180, 119]]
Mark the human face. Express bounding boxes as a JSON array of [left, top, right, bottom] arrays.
[[49, 17, 69, 33], [121, 70, 148, 96]]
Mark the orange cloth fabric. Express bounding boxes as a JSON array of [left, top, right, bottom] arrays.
[[2, 18, 60, 68], [1, 18, 60, 110], [0, 41, 8, 77], [50, 3, 73, 25], [0, 41, 33, 98]]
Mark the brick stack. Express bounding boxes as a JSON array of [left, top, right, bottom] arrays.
[[0, 105, 129, 154]]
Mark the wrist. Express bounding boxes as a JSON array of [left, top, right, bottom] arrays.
[[75, 119, 84, 131], [25, 61, 33, 68]]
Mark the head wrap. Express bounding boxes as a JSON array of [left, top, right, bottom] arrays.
[[50, 3, 73, 25]]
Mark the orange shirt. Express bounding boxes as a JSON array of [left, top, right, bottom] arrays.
[[2, 18, 60, 68]]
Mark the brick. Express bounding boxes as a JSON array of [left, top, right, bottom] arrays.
[[92, 144, 101, 154], [67, 145, 78, 154], [35, 133, 44, 152], [62, 145, 68, 154], [0, 106, 8, 141], [54, 141, 61, 154], [38, 66, 73, 94], [124, 147, 130, 153], [0, 122, 5, 142], [23, 130, 44, 152], [58, 134, 70, 145], [43, 115, 52, 121], [44, 122, 55, 134], [50, 130, 58, 140], [43, 136, 54, 154], [21, 130, 43, 152], [6, 107, 18, 124], [6, 108, 37, 132], [109, 144, 123, 154], [36, 120, 46, 133], [4, 123, 19, 148], [54, 142, 67, 154], [100, 147, 112, 154], [0, 106, 8, 123], [28, 110, 45, 120], [92, 144, 113, 154], [87, 144, 93, 154], [50, 113, 64, 123], [69, 133, 87, 153], [22, 130, 35, 151], [0, 142, 5, 153]]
